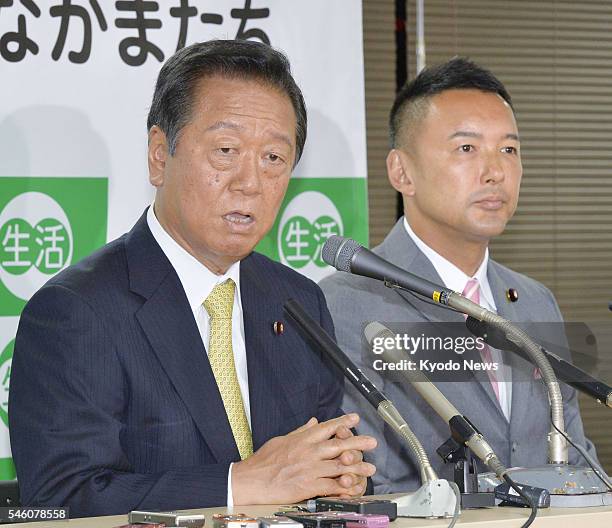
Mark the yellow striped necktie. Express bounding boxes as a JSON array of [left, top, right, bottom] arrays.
[[203, 279, 253, 459]]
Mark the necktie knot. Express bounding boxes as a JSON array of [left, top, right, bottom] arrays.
[[204, 279, 235, 319]]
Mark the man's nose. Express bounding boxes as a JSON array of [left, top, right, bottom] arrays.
[[230, 152, 263, 195], [482, 151, 505, 184]]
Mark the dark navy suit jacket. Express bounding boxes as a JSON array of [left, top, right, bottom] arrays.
[[9, 212, 343, 517]]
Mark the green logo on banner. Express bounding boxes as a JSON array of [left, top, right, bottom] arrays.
[[0, 218, 71, 275], [280, 214, 342, 268], [257, 178, 368, 281], [0, 337, 15, 480], [0, 178, 108, 315], [0, 339, 13, 429]]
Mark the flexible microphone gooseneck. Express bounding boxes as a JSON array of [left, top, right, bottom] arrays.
[[364, 322, 508, 479], [283, 299, 438, 484], [366, 322, 547, 521], [322, 236, 568, 465], [466, 317, 612, 409]]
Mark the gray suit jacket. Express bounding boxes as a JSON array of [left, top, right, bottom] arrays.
[[319, 218, 596, 493]]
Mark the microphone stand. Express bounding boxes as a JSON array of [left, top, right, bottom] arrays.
[[464, 317, 612, 507], [322, 235, 568, 465], [284, 300, 459, 519], [321, 235, 609, 506], [436, 431, 495, 508]]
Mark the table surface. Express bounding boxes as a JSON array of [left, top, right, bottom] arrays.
[[9, 495, 612, 528]]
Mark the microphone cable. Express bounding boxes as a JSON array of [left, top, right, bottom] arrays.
[[446, 481, 461, 528], [502, 473, 538, 528], [549, 411, 612, 492], [394, 288, 541, 527]]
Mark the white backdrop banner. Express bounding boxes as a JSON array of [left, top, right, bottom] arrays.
[[0, 0, 368, 479]]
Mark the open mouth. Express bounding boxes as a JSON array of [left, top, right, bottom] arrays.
[[223, 212, 254, 225]]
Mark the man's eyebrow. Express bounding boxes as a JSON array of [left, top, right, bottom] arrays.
[[269, 131, 293, 149], [205, 121, 293, 148], [205, 121, 243, 133], [448, 130, 482, 140], [447, 130, 520, 141]]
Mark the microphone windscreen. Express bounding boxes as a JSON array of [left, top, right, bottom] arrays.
[[364, 321, 390, 344], [322, 236, 360, 272], [321, 235, 344, 267]]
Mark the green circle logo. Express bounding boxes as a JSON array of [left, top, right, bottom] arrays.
[[0, 192, 74, 301], [0, 339, 13, 428], [0, 217, 70, 276], [280, 214, 342, 268], [278, 192, 344, 277]]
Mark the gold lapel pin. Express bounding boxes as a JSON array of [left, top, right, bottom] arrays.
[[506, 288, 519, 302], [273, 321, 285, 335]]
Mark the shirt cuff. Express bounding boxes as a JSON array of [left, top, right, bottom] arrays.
[[227, 462, 234, 507]]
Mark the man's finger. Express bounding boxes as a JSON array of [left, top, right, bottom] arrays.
[[338, 448, 363, 466], [303, 414, 360, 443], [334, 425, 354, 440], [318, 460, 376, 479], [344, 481, 368, 497], [336, 472, 365, 489], [314, 477, 359, 499], [315, 474, 369, 499], [315, 434, 377, 460], [288, 416, 318, 435]]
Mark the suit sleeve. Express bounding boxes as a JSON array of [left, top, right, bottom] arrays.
[[9, 284, 230, 518]]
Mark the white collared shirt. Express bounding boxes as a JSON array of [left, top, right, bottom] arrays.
[[403, 218, 512, 421], [147, 205, 249, 504]]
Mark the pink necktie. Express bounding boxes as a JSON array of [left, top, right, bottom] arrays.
[[462, 278, 501, 403]]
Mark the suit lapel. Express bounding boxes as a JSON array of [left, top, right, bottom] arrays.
[[378, 221, 465, 324], [126, 211, 240, 463], [488, 263, 535, 432], [240, 254, 300, 450], [380, 220, 508, 423]]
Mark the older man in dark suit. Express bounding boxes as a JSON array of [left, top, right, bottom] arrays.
[[9, 40, 376, 517]]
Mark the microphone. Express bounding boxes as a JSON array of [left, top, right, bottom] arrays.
[[321, 236, 457, 307], [367, 322, 551, 510], [285, 300, 465, 519], [364, 322, 507, 479], [322, 235, 568, 465], [283, 299, 438, 485], [465, 317, 612, 409]]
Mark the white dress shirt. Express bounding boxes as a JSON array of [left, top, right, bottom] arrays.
[[147, 205, 249, 504], [403, 218, 512, 421]]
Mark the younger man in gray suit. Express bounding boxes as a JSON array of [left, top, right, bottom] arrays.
[[319, 58, 596, 493]]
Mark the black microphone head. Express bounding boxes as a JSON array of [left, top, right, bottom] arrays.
[[466, 316, 517, 353], [322, 236, 361, 272], [465, 316, 485, 338], [321, 235, 344, 267]]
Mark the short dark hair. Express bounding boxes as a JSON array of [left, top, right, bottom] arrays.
[[147, 39, 307, 165], [389, 57, 513, 148]]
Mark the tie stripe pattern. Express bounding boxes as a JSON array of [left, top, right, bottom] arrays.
[[204, 279, 253, 459], [462, 278, 501, 403]]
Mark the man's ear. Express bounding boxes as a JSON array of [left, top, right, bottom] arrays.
[[148, 126, 169, 187], [386, 148, 416, 196]]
